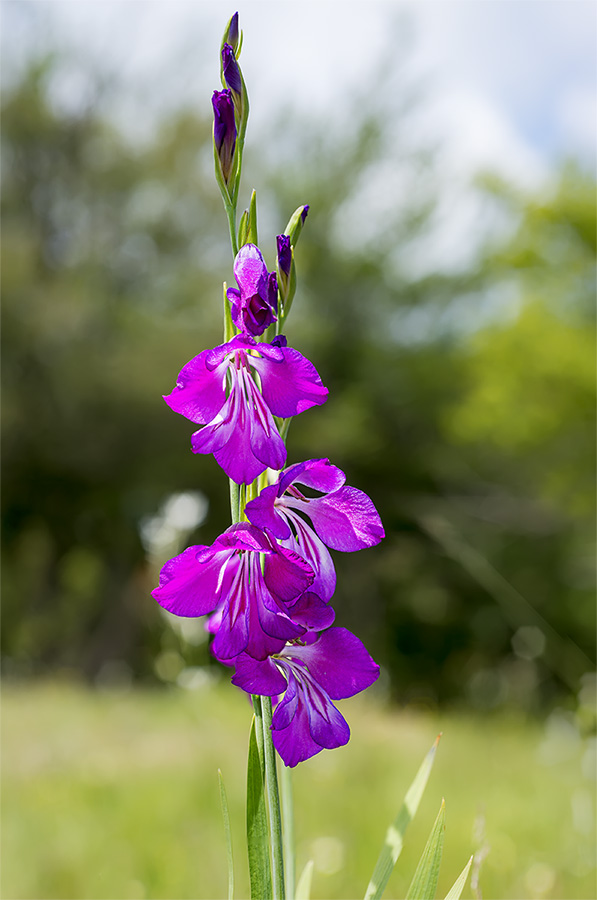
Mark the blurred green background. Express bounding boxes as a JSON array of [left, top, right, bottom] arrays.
[[1, 3, 596, 898]]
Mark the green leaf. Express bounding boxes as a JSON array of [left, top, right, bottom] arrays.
[[295, 860, 314, 900], [237, 190, 258, 248], [364, 735, 441, 900], [246, 189, 258, 245], [246, 710, 272, 900], [444, 856, 473, 900], [405, 799, 446, 900], [218, 769, 234, 900]]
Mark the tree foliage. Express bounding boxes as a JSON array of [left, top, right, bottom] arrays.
[[2, 55, 594, 706]]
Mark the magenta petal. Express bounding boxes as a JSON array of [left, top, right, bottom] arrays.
[[164, 351, 228, 425], [234, 243, 267, 294], [245, 484, 292, 540], [152, 545, 229, 617], [192, 369, 287, 484], [304, 682, 350, 749], [250, 346, 328, 417], [217, 523, 272, 553], [287, 592, 335, 630], [281, 511, 336, 602], [232, 653, 287, 695], [279, 458, 346, 495], [263, 543, 314, 603], [289, 485, 385, 552], [296, 628, 380, 700]]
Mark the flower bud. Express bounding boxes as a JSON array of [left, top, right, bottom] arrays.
[[221, 43, 248, 130], [222, 43, 242, 95], [212, 89, 237, 186], [276, 234, 292, 279], [222, 11, 240, 55], [284, 204, 309, 249]]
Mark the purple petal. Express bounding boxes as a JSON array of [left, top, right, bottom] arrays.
[[217, 522, 272, 553], [304, 681, 350, 749], [263, 543, 314, 603], [245, 484, 292, 540], [163, 350, 228, 425], [276, 234, 292, 277], [234, 244, 267, 295], [232, 654, 287, 696], [222, 43, 242, 94], [281, 510, 336, 602], [152, 545, 231, 617], [192, 368, 287, 484], [292, 627, 380, 700], [286, 592, 336, 630], [250, 346, 328, 418], [289, 485, 385, 552], [278, 458, 346, 496]]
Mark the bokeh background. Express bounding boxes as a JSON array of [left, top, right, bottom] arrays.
[[2, 2, 596, 899]]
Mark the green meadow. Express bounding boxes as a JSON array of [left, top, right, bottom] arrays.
[[2, 681, 594, 900]]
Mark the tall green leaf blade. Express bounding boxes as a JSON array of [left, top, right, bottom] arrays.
[[364, 735, 441, 900], [295, 860, 314, 900], [444, 856, 473, 900], [218, 769, 235, 900], [405, 799, 446, 900], [246, 713, 272, 900]]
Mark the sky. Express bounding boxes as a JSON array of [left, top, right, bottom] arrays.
[[3, 1, 595, 275], [4, 0, 595, 182]]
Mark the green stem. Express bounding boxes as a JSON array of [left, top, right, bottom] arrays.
[[229, 479, 240, 524], [280, 764, 295, 899], [261, 696, 286, 900], [224, 200, 239, 257]]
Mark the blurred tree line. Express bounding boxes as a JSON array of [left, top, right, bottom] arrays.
[[2, 53, 595, 710]]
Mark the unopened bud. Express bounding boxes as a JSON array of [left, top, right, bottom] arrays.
[[212, 89, 236, 186], [223, 11, 240, 55]]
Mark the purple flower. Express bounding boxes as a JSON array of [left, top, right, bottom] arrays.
[[222, 43, 242, 95], [163, 336, 328, 484], [152, 523, 334, 662], [212, 89, 236, 184], [232, 627, 380, 766], [276, 235, 292, 279], [245, 458, 384, 600], [226, 244, 278, 336]]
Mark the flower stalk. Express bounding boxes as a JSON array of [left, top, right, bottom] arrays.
[[154, 11, 384, 898]]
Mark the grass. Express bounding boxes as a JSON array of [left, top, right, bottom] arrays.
[[2, 680, 595, 900]]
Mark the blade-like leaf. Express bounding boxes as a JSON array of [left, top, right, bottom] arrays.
[[405, 799, 446, 900], [364, 735, 441, 900], [218, 769, 235, 900], [246, 711, 272, 900], [444, 856, 473, 900], [295, 860, 314, 900]]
